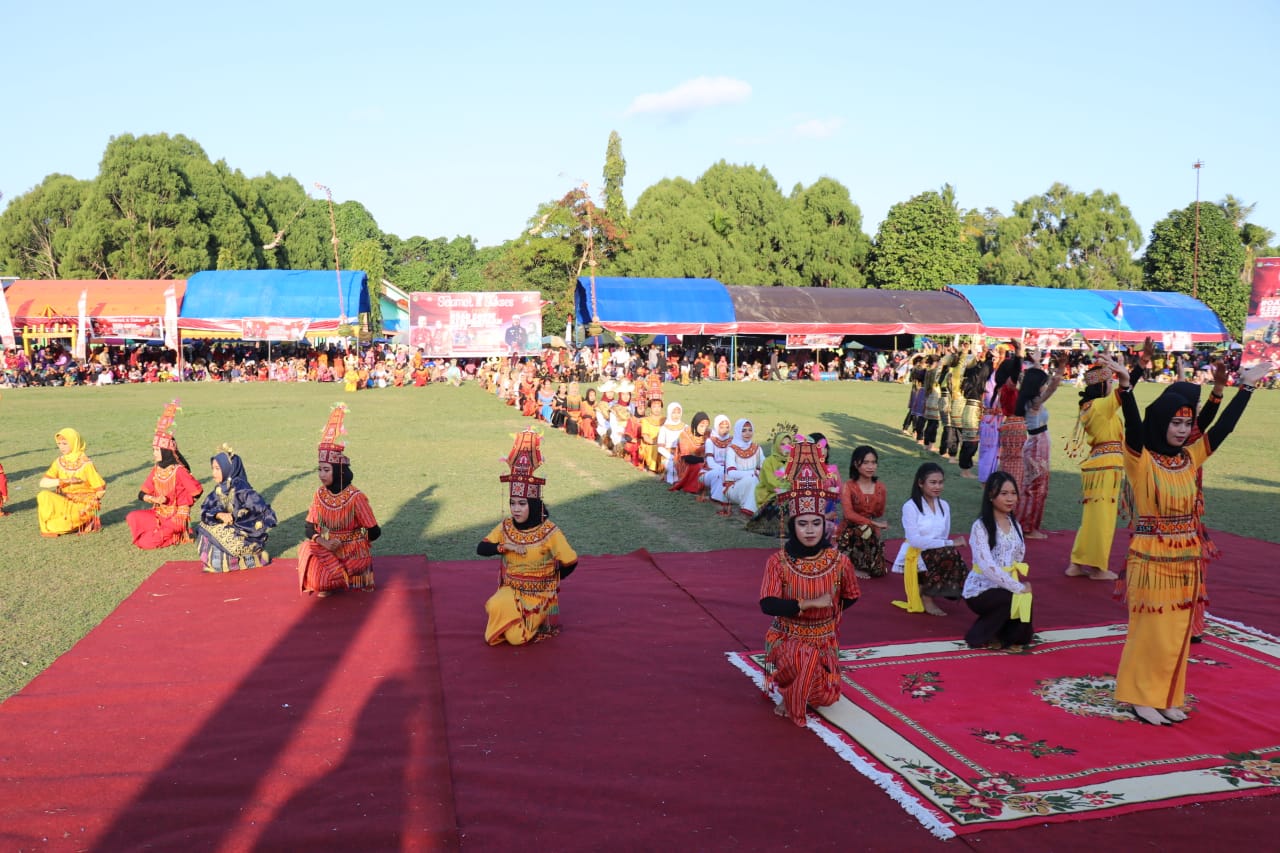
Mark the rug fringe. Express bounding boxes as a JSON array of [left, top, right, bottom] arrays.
[[724, 652, 957, 841], [1207, 614, 1280, 644]]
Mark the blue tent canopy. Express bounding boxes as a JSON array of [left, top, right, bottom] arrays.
[[946, 285, 1229, 343], [575, 277, 736, 335], [180, 270, 369, 335]]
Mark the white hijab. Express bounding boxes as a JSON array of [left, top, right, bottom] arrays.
[[731, 418, 756, 452]]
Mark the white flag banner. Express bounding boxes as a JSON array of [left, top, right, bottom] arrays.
[[75, 288, 89, 358], [164, 284, 179, 351], [0, 282, 15, 347]]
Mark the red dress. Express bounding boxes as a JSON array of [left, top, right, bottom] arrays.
[[297, 485, 379, 594], [669, 426, 708, 494], [761, 547, 859, 726], [126, 464, 204, 549]]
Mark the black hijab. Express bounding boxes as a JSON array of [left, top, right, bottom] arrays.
[[1142, 383, 1201, 456], [326, 462, 354, 494]]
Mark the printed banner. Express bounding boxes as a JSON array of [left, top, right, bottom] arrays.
[[1021, 328, 1073, 350], [786, 333, 844, 350], [89, 316, 165, 340], [1161, 331, 1193, 352], [240, 318, 311, 341], [408, 291, 543, 357], [164, 285, 179, 351], [0, 284, 14, 347]]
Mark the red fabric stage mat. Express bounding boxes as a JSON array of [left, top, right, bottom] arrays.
[[0, 557, 458, 851]]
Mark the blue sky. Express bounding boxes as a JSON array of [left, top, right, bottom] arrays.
[[4, 0, 1277, 252]]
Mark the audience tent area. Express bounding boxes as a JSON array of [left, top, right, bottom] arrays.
[[178, 270, 370, 339], [2, 279, 183, 344], [575, 277, 1231, 345]]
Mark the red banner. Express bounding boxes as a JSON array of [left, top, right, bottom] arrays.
[[407, 292, 542, 357], [785, 333, 843, 350], [241, 318, 311, 341]]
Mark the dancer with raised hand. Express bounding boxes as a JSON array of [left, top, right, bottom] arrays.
[[1015, 351, 1067, 539], [1099, 352, 1274, 725], [477, 428, 579, 645], [1065, 356, 1124, 580], [297, 404, 381, 597], [759, 436, 860, 726]]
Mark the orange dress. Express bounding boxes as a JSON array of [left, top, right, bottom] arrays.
[[297, 485, 379, 593]]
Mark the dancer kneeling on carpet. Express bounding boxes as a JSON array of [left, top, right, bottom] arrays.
[[126, 401, 203, 549], [37, 428, 107, 537], [298, 404, 381, 597], [1098, 353, 1275, 726], [477, 428, 579, 645], [963, 472, 1033, 650], [891, 463, 968, 616], [759, 436, 860, 726], [195, 445, 278, 572]]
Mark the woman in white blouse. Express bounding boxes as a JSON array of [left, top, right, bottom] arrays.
[[723, 419, 764, 517], [963, 471, 1034, 650], [891, 463, 968, 616]]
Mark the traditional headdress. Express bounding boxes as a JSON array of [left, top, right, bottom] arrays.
[[318, 403, 350, 465], [500, 428, 546, 500], [778, 436, 838, 520], [1083, 364, 1114, 386], [152, 399, 181, 451]]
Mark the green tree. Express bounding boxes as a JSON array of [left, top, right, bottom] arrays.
[[1143, 203, 1248, 337], [614, 177, 722, 278], [0, 173, 89, 278], [867, 190, 977, 289], [603, 130, 629, 228], [348, 238, 386, 332], [777, 178, 870, 287]]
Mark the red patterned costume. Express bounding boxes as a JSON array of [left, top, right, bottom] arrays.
[[127, 400, 203, 549], [759, 438, 860, 726]]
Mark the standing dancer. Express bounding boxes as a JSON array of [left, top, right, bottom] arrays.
[[1014, 351, 1067, 539], [993, 354, 1025, 483], [1065, 359, 1124, 580], [1100, 353, 1273, 725], [758, 437, 860, 726], [476, 428, 579, 645], [958, 349, 992, 479], [126, 400, 203, 549], [297, 404, 382, 597]]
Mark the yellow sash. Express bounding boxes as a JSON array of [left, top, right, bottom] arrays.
[[892, 546, 924, 613], [1006, 562, 1032, 622]]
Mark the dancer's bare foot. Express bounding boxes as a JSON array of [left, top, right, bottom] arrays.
[[855, 570, 871, 580], [1160, 707, 1188, 722], [1089, 569, 1119, 581], [922, 597, 948, 616], [1065, 563, 1089, 577], [773, 702, 788, 718], [1024, 530, 1048, 540], [1133, 705, 1170, 725], [960, 470, 978, 479]]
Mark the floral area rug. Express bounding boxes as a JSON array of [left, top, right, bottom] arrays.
[[728, 618, 1280, 838]]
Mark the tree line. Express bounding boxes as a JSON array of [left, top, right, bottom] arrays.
[[1, 131, 1274, 337]]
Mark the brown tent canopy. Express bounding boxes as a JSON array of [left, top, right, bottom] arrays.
[[725, 286, 982, 335]]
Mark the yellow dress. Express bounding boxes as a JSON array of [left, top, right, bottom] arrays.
[[1068, 390, 1124, 569], [638, 416, 664, 474], [37, 430, 107, 536], [483, 518, 578, 646], [1113, 436, 1209, 709]]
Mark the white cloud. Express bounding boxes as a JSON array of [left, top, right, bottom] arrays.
[[792, 117, 843, 140], [624, 76, 752, 117]]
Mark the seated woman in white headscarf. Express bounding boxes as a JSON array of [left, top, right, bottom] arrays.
[[722, 419, 764, 518]]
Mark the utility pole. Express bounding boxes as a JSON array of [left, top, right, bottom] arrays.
[[1192, 160, 1204, 300]]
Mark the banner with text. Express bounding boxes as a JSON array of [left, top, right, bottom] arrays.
[[408, 291, 543, 357], [785, 333, 844, 350]]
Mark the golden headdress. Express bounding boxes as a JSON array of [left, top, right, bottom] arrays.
[[500, 428, 546, 500], [318, 403, 350, 465]]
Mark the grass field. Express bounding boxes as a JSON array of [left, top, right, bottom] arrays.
[[2, 379, 1277, 700]]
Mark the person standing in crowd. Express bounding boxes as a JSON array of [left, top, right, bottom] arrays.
[[1065, 358, 1124, 580], [891, 462, 968, 616], [836, 445, 889, 580], [1099, 353, 1273, 725], [992, 352, 1024, 481], [1014, 352, 1067, 539], [920, 355, 943, 450], [758, 437, 860, 726], [37, 428, 107, 537], [958, 347, 992, 479], [126, 401, 203, 549], [297, 404, 382, 597], [477, 428, 579, 646], [195, 444, 278, 572], [963, 472, 1034, 650]]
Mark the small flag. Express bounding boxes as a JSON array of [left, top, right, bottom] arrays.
[[1112, 299, 1124, 321]]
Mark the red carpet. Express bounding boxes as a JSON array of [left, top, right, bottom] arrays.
[[0, 557, 458, 851], [2, 527, 1278, 851], [731, 619, 1280, 836]]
